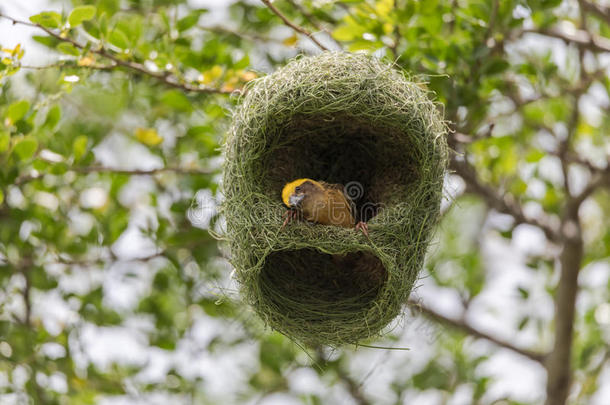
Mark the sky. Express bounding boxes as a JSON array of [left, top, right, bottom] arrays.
[[0, 0, 60, 63]]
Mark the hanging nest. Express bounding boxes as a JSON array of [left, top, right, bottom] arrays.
[[222, 52, 448, 346]]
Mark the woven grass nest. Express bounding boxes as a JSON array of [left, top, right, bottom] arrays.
[[222, 52, 448, 346]]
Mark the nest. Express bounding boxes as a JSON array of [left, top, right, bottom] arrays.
[[222, 52, 448, 346]]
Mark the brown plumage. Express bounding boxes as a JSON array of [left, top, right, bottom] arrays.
[[281, 178, 368, 235]]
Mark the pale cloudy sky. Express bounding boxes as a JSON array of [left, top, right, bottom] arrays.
[[0, 0, 61, 63]]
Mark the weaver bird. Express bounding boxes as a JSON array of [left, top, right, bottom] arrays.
[[281, 178, 369, 236]]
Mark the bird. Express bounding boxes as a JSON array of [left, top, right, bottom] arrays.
[[281, 178, 369, 236]]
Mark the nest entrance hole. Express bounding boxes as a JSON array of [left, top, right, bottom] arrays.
[[259, 248, 388, 319], [264, 114, 419, 222]]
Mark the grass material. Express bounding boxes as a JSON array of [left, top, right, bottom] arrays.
[[222, 52, 448, 346]]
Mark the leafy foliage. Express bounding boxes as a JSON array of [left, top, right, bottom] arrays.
[[0, 0, 608, 404]]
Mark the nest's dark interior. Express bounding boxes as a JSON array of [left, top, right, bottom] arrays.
[[260, 249, 388, 315], [264, 114, 419, 223]]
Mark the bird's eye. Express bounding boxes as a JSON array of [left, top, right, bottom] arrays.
[[295, 186, 301, 192]]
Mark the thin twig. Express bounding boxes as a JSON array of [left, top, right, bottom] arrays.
[[0, 13, 233, 95], [23, 269, 32, 327], [407, 298, 547, 363], [559, 91, 583, 197], [285, 0, 342, 49], [261, 0, 329, 51], [580, 0, 610, 24], [72, 166, 214, 175], [516, 26, 610, 53], [339, 368, 372, 405], [198, 25, 283, 44], [450, 155, 561, 242], [315, 348, 372, 405], [563, 151, 609, 173], [286, 0, 321, 28], [15, 166, 213, 185], [388, 0, 401, 59], [54, 251, 166, 267], [485, 0, 499, 40], [572, 169, 610, 208], [18, 62, 116, 70]]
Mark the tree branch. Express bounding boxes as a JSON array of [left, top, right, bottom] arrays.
[[18, 62, 116, 71], [388, 0, 402, 59], [544, 228, 583, 405], [261, 0, 330, 51], [545, 9, 588, 402], [13, 258, 35, 326], [339, 369, 372, 405], [285, 0, 343, 49], [15, 166, 213, 185], [285, 0, 322, 28], [572, 168, 610, 207], [315, 348, 372, 405], [0, 14, 233, 95], [54, 251, 166, 267], [563, 151, 609, 173], [517, 26, 610, 53], [559, 91, 583, 198], [580, 0, 610, 24], [198, 25, 283, 44], [485, 0, 499, 40], [450, 155, 561, 242], [72, 166, 214, 176], [407, 298, 547, 363], [23, 269, 32, 327]]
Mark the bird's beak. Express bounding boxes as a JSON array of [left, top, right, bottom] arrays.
[[288, 194, 304, 207]]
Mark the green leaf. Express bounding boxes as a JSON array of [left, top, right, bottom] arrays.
[[483, 59, 510, 75], [56, 42, 80, 56], [31, 267, 58, 290], [333, 25, 358, 41], [30, 11, 62, 29], [13, 137, 38, 160], [5, 100, 30, 124], [73, 135, 88, 161], [177, 13, 201, 32], [412, 360, 451, 390], [540, 0, 562, 8], [0, 131, 10, 152], [32, 35, 60, 49], [108, 210, 129, 242], [43, 105, 61, 129], [0, 189, 3, 205], [68, 5, 97, 27], [517, 316, 530, 330], [82, 19, 100, 39], [160, 90, 192, 112], [99, 13, 108, 38], [518, 286, 530, 299], [109, 29, 129, 49], [525, 149, 545, 163]]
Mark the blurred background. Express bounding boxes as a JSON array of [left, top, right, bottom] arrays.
[[0, 0, 609, 404]]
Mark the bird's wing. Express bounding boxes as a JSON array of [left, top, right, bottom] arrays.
[[321, 181, 357, 207], [320, 181, 355, 206], [319, 181, 345, 192], [322, 184, 356, 226]]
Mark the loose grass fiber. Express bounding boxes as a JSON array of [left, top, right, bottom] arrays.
[[222, 52, 448, 346]]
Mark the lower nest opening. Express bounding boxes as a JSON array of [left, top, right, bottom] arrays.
[[258, 248, 388, 322], [264, 114, 419, 223]]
